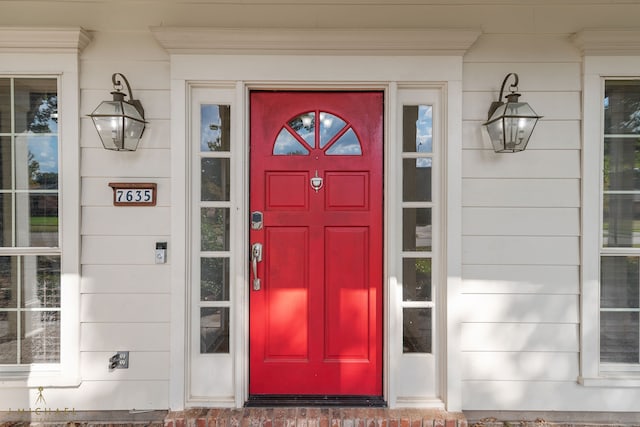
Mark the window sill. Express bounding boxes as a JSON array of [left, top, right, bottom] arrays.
[[0, 368, 80, 388], [579, 375, 640, 388]]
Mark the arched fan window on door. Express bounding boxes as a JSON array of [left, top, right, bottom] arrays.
[[273, 111, 363, 156]]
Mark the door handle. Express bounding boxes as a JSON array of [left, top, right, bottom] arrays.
[[251, 243, 263, 291]]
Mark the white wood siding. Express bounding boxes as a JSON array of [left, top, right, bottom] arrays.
[[460, 34, 585, 410], [76, 30, 171, 410], [460, 33, 640, 411]]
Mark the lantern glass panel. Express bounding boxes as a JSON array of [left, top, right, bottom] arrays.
[[486, 102, 539, 152], [91, 115, 122, 150]]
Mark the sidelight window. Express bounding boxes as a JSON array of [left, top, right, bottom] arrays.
[[401, 105, 433, 354], [198, 104, 231, 354]]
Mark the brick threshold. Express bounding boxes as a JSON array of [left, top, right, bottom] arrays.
[[166, 408, 467, 427]]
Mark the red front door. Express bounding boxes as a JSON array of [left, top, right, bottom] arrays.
[[249, 91, 383, 396]]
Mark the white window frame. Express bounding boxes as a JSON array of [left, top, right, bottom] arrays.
[[392, 86, 445, 407], [576, 29, 640, 386], [0, 27, 89, 386], [187, 84, 238, 406]]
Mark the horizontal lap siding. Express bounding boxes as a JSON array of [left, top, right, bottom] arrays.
[[78, 31, 170, 410], [461, 34, 584, 410]]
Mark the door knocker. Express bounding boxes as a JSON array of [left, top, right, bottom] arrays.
[[311, 170, 323, 193]]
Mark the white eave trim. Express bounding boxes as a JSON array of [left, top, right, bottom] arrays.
[[572, 28, 640, 55], [150, 27, 481, 56], [0, 27, 92, 53]]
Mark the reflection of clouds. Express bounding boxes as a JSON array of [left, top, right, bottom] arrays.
[[46, 118, 58, 133], [274, 129, 308, 155], [319, 113, 346, 147], [417, 106, 433, 152], [326, 129, 362, 155], [416, 158, 432, 168], [327, 142, 361, 155], [27, 135, 58, 173]]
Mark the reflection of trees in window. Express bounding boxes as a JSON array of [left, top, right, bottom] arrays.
[[274, 111, 362, 155], [28, 95, 57, 134], [37, 256, 60, 308], [28, 151, 58, 189], [603, 82, 640, 248]]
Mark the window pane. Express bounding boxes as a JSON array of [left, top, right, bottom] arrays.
[[201, 158, 230, 201], [603, 194, 640, 248], [326, 128, 362, 155], [403, 307, 432, 353], [16, 193, 58, 247], [319, 112, 346, 148], [601, 256, 640, 309], [605, 80, 640, 135], [403, 105, 433, 153], [201, 207, 230, 251], [20, 310, 60, 364], [0, 312, 17, 363], [403, 208, 432, 251], [21, 255, 60, 309], [403, 158, 432, 202], [603, 137, 640, 191], [201, 258, 229, 301], [0, 193, 12, 246], [0, 256, 18, 308], [0, 79, 10, 134], [273, 129, 309, 155], [601, 311, 639, 364], [0, 136, 11, 190], [288, 112, 315, 147], [14, 79, 58, 134], [200, 307, 229, 353], [403, 258, 431, 301], [15, 135, 58, 190], [200, 105, 230, 152]]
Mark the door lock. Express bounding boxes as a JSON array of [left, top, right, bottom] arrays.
[[251, 211, 263, 230], [251, 243, 263, 291]]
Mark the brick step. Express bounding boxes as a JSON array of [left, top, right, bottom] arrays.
[[166, 408, 467, 427]]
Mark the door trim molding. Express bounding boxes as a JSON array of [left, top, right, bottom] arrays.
[[151, 27, 480, 56], [170, 53, 465, 411]]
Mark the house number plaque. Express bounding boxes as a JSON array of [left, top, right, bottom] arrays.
[[109, 183, 157, 206]]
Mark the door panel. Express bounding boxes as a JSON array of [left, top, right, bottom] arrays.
[[325, 227, 369, 361], [264, 227, 309, 360], [249, 91, 382, 396]]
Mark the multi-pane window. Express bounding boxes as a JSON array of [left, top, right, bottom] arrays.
[[199, 104, 231, 354], [601, 80, 640, 366], [401, 105, 433, 353], [0, 77, 60, 364]]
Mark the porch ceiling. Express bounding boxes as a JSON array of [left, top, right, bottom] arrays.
[[1, 1, 640, 34]]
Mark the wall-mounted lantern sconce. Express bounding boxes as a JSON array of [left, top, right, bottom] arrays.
[[88, 73, 146, 151], [483, 73, 542, 153]]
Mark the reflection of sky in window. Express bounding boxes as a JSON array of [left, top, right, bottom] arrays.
[[416, 158, 432, 169], [273, 129, 309, 155], [326, 129, 362, 155], [289, 113, 315, 146], [28, 136, 58, 174], [319, 113, 346, 148], [417, 106, 432, 152], [201, 104, 221, 151], [40, 101, 58, 133]]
